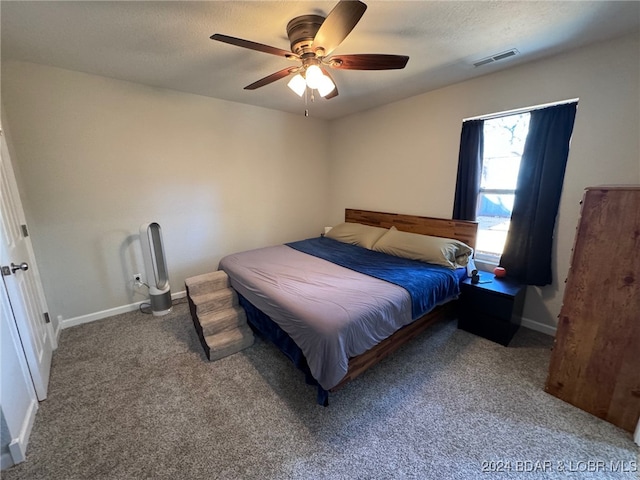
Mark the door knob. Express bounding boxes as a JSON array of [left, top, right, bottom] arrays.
[[11, 262, 29, 273]]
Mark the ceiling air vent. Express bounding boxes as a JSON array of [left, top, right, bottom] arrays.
[[473, 49, 519, 68]]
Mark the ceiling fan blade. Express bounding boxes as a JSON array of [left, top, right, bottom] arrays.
[[320, 68, 339, 99], [211, 34, 299, 59], [312, 0, 367, 56], [325, 88, 339, 100], [328, 54, 409, 70], [244, 67, 299, 90]]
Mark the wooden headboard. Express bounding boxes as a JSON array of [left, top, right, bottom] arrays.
[[345, 208, 478, 250]]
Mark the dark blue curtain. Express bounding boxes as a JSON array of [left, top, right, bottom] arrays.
[[500, 103, 577, 286], [452, 119, 484, 221]]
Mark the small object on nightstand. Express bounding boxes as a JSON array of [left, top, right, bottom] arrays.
[[471, 269, 480, 284], [493, 266, 507, 277], [458, 271, 526, 346]]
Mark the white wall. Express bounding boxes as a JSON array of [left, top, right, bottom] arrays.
[[2, 33, 639, 333], [328, 32, 640, 331], [2, 61, 330, 326]]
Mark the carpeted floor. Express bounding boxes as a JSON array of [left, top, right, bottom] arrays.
[[3, 301, 637, 479]]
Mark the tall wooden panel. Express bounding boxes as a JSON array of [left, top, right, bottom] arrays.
[[545, 186, 640, 432]]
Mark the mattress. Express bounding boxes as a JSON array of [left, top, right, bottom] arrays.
[[219, 237, 464, 390]]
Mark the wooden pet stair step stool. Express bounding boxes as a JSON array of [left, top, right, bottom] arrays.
[[185, 270, 254, 361]]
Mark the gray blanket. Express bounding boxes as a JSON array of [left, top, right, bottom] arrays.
[[219, 244, 414, 390]]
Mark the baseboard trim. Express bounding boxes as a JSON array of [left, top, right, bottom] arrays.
[[61, 290, 187, 329], [54, 322, 62, 342], [520, 316, 557, 337], [6, 397, 38, 467], [59, 291, 556, 336]]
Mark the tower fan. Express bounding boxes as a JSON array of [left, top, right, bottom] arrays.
[[140, 222, 172, 316]]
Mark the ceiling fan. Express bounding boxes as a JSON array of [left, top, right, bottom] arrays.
[[210, 0, 409, 100]]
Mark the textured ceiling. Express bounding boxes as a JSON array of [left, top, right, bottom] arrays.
[[2, 1, 639, 120]]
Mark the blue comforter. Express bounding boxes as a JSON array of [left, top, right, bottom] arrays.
[[286, 236, 463, 320]]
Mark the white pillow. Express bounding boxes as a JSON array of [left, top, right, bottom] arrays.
[[325, 222, 388, 249], [373, 228, 473, 268]]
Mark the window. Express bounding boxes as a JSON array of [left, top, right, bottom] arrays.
[[475, 113, 530, 264], [454, 100, 577, 284]]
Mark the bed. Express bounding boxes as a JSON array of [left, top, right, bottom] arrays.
[[219, 209, 477, 405]]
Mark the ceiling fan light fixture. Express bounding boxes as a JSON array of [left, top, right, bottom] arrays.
[[305, 64, 324, 89], [317, 75, 336, 97], [287, 74, 307, 96]]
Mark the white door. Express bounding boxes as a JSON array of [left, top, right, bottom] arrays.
[[1, 277, 39, 467], [0, 128, 55, 400]]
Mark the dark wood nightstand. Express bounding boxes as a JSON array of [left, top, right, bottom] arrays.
[[458, 271, 526, 346]]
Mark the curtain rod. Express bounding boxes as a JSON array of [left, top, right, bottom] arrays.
[[463, 98, 579, 122]]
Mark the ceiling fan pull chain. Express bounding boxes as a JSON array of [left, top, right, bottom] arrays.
[[303, 87, 309, 117]]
